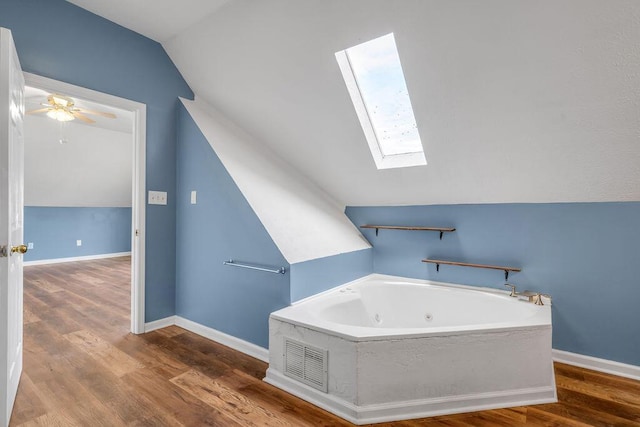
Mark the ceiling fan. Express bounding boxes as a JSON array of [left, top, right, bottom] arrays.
[[26, 94, 116, 124]]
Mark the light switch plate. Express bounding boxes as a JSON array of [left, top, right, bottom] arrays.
[[190, 190, 197, 204], [148, 190, 168, 205]]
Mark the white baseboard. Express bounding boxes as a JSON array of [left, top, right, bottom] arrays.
[[553, 349, 640, 381], [143, 315, 268, 363], [24, 251, 131, 266], [143, 319, 640, 384], [145, 316, 177, 333], [175, 317, 269, 363]]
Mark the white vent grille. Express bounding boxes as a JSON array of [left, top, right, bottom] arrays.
[[283, 338, 328, 392]]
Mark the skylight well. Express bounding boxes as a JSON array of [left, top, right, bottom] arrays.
[[336, 33, 426, 169]]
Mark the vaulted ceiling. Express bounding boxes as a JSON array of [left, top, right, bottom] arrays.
[[66, 0, 232, 42], [69, 0, 640, 206]]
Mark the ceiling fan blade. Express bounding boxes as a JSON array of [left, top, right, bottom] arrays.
[[75, 108, 117, 119], [73, 112, 95, 124], [26, 108, 52, 115]]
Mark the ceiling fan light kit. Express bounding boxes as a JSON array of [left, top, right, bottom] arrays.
[[27, 93, 117, 124], [46, 108, 74, 122]]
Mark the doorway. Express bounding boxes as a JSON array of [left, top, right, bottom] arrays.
[[23, 73, 146, 334]]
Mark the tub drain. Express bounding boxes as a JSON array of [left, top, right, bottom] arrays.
[[374, 313, 382, 323], [425, 313, 433, 322]]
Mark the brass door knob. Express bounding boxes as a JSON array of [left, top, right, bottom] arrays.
[[11, 244, 28, 254]]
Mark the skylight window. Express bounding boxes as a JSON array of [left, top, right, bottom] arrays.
[[336, 33, 426, 169]]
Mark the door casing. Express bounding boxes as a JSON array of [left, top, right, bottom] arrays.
[[23, 72, 147, 334]]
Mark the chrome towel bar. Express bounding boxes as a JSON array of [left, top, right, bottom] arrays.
[[223, 259, 286, 274]]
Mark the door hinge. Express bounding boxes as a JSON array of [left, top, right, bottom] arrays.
[[135, 229, 139, 237]]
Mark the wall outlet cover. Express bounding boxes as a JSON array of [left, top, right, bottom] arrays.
[[76, 240, 82, 246]]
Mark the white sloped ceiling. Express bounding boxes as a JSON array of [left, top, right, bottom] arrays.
[[67, 0, 233, 42], [68, 0, 640, 206], [163, 0, 640, 206]]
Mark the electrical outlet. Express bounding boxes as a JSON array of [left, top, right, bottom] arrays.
[[27, 242, 34, 249], [76, 240, 82, 246], [148, 190, 168, 205]]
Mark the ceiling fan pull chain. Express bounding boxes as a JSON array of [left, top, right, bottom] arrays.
[[58, 120, 69, 144]]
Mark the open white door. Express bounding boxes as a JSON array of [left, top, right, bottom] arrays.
[[0, 27, 25, 427]]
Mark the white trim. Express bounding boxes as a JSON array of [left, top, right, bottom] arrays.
[[23, 72, 147, 335], [131, 100, 146, 334], [142, 315, 269, 363], [140, 319, 640, 394], [24, 252, 131, 266], [264, 369, 555, 425], [145, 315, 177, 333], [147, 317, 640, 386], [553, 349, 640, 381], [175, 317, 269, 362]]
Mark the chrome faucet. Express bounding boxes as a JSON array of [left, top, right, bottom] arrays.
[[504, 284, 551, 305]]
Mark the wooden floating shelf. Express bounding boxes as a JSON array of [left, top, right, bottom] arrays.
[[422, 258, 521, 280], [360, 225, 456, 240]]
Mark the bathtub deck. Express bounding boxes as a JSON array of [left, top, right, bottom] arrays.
[[10, 258, 640, 426]]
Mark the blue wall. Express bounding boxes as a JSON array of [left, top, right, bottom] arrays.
[[176, 103, 290, 348], [346, 203, 640, 366], [24, 207, 131, 262], [1, 0, 193, 321], [290, 249, 373, 302]]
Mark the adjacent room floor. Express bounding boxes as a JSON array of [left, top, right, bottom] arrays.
[[9, 257, 640, 426]]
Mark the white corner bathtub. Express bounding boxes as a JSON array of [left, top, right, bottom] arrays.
[[264, 274, 556, 425]]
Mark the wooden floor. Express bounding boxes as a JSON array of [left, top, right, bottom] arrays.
[[10, 257, 640, 426]]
